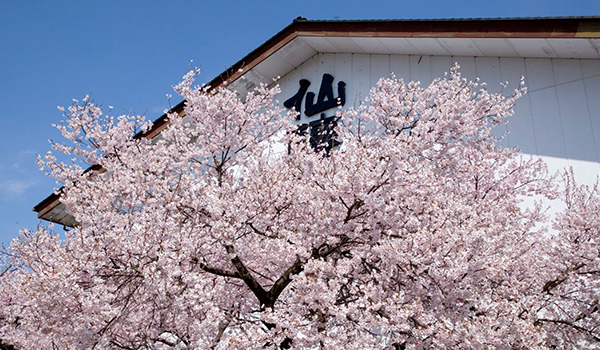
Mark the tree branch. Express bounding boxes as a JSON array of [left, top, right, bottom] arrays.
[[222, 236, 353, 309], [543, 262, 585, 293], [198, 262, 241, 279], [224, 245, 270, 307], [246, 221, 277, 238], [0, 340, 16, 350], [536, 318, 600, 342], [342, 199, 366, 224], [312, 235, 351, 259], [267, 257, 303, 305]]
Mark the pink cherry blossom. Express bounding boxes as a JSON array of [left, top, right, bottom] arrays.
[[1, 67, 598, 349]]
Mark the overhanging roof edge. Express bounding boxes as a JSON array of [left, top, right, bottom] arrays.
[[33, 16, 600, 223]]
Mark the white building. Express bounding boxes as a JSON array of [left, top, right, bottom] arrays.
[[34, 17, 600, 226]]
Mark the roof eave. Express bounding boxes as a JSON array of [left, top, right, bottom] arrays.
[[33, 16, 600, 225]]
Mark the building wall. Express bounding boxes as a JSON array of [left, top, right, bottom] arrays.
[[277, 53, 600, 186]]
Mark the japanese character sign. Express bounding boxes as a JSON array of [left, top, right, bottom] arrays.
[[283, 74, 346, 154], [284, 73, 346, 119]]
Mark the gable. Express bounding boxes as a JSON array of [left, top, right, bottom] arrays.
[[275, 52, 600, 163], [34, 17, 600, 226]]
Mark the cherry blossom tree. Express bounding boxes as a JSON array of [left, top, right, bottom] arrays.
[[1, 67, 599, 349], [537, 171, 600, 349]]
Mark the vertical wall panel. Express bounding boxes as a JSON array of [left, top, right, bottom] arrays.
[[429, 56, 454, 81], [317, 52, 335, 76], [277, 62, 302, 121], [276, 53, 600, 182], [351, 53, 371, 107], [498, 58, 534, 152], [528, 88, 568, 161], [333, 53, 353, 112], [453, 56, 477, 82], [525, 58, 555, 90], [581, 60, 600, 165], [525, 58, 568, 162], [556, 79, 596, 162], [370, 54, 391, 88], [498, 58, 526, 92], [301, 54, 319, 82], [475, 57, 510, 148], [553, 60, 598, 164], [581, 59, 600, 77], [277, 54, 317, 124], [409, 55, 432, 85], [304, 54, 321, 78], [333, 53, 354, 112], [333, 53, 352, 79], [553, 59, 582, 85], [390, 55, 411, 81], [475, 57, 502, 93], [297, 55, 320, 124]]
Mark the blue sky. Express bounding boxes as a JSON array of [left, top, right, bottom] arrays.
[[1, 0, 599, 246]]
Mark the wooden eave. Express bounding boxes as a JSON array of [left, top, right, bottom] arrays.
[[33, 17, 600, 226]]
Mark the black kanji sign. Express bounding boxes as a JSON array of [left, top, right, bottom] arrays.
[[295, 114, 341, 155], [284, 74, 346, 154], [284, 74, 346, 120]]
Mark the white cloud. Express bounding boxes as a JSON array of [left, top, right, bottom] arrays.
[[0, 178, 39, 197], [0, 151, 43, 199]]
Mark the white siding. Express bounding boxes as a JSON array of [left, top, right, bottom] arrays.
[[277, 53, 600, 185]]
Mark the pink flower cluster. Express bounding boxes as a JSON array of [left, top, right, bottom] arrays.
[[1, 67, 598, 349]]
